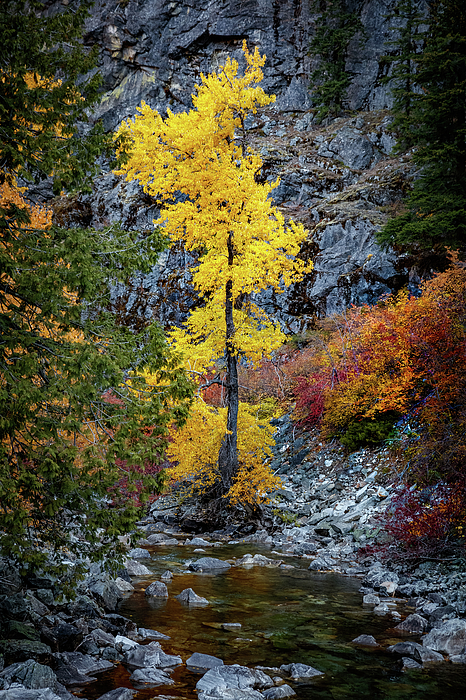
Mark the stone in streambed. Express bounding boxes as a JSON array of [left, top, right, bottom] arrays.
[[127, 548, 150, 560], [186, 652, 224, 672], [137, 628, 170, 641], [124, 641, 181, 670], [176, 588, 209, 605], [351, 635, 379, 647], [263, 685, 296, 699], [422, 618, 466, 656], [124, 559, 151, 576], [280, 663, 324, 680], [196, 665, 273, 694], [129, 667, 174, 687], [394, 614, 428, 635], [144, 581, 168, 598], [189, 557, 231, 572], [95, 689, 136, 700], [0, 660, 57, 690], [387, 642, 443, 664]]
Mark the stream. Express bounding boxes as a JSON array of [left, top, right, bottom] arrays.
[[83, 544, 466, 700]]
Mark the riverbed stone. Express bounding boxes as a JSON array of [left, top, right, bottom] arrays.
[[280, 663, 324, 680], [144, 582, 168, 598], [124, 560, 151, 576], [86, 579, 122, 612], [387, 642, 443, 664], [362, 594, 380, 606], [160, 570, 173, 581], [42, 624, 83, 653], [197, 665, 273, 694], [137, 628, 170, 641], [394, 614, 428, 635], [51, 652, 112, 686], [127, 549, 151, 560], [351, 635, 379, 647], [175, 588, 209, 605], [198, 690, 264, 700], [186, 652, 224, 672], [263, 685, 296, 699], [129, 667, 174, 687], [114, 578, 134, 594], [0, 641, 51, 666], [124, 641, 182, 670], [95, 689, 136, 700], [422, 619, 466, 656], [189, 558, 231, 572], [0, 689, 62, 700]]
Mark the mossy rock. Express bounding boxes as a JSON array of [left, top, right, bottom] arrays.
[[0, 639, 51, 666]]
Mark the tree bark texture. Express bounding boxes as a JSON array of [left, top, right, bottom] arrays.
[[217, 232, 239, 493]]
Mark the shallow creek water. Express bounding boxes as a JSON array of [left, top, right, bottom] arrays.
[[83, 544, 466, 700]]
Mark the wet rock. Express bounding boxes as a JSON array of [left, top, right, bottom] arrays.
[[308, 556, 337, 571], [0, 594, 28, 620], [124, 560, 151, 577], [401, 657, 422, 670], [387, 642, 443, 664], [351, 635, 379, 647], [51, 652, 113, 686], [144, 582, 168, 598], [237, 555, 280, 567], [0, 660, 57, 690], [394, 614, 428, 635], [198, 690, 264, 700], [86, 578, 122, 612], [127, 548, 150, 560], [186, 653, 224, 672], [422, 619, 466, 656], [175, 589, 209, 605], [364, 567, 399, 590], [129, 667, 174, 687], [124, 642, 182, 670], [0, 561, 22, 596], [0, 689, 63, 700], [114, 578, 134, 594], [189, 558, 231, 572], [4, 621, 39, 642], [280, 663, 324, 680], [263, 685, 296, 699], [160, 570, 173, 581], [197, 665, 273, 694], [146, 533, 172, 545], [187, 538, 213, 547], [67, 596, 102, 620], [95, 689, 136, 700], [222, 623, 242, 631], [114, 636, 138, 653], [362, 594, 380, 606], [137, 628, 170, 641]]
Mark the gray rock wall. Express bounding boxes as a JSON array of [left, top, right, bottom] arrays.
[[51, 0, 431, 327]]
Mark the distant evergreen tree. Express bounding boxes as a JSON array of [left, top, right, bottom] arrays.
[[381, 0, 426, 151], [378, 0, 466, 252], [309, 0, 364, 122]]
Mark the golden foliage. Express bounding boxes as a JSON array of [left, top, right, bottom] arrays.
[[166, 397, 280, 505]]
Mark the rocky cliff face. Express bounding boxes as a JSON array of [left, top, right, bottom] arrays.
[[54, 0, 429, 328]]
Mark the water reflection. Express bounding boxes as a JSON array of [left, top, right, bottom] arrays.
[[83, 544, 466, 700]]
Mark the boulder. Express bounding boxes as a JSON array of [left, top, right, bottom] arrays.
[[362, 594, 380, 606], [394, 614, 428, 635], [198, 690, 264, 700], [127, 549, 151, 560], [114, 578, 134, 594], [422, 619, 466, 656], [0, 689, 62, 700], [189, 558, 231, 572], [51, 652, 113, 686], [187, 538, 213, 547], [186, 653, 224, 672], [308, 556, 337, 571], [144, 582, 168, 598], [0, 595, 28, 620], [0, 561, 22, 596], [124, 642, 182, 670], [137, 628, 170, 641], [280, 663, 324, 680], [146, 533, 172, 544], [41, 624, 83, 653], [351, 635, 379, 647], [95, 690, 136, 700], [196, 665, 273, 694], [0, 661, 57, 690], [387, 642, 443, 664], [129, 668, 174, 687], [0, 641, 51, 667], [175, 589, 209, 605], [124, 560, 151, 577], [263, 686, 296, 699], [86, 579, 122, 612]]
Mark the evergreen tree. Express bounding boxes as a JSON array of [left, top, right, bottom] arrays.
[[381, 0, 426, 151], [309, 0, 364, 121], [0, 0, 193, 585], [378, 0, 466, 252]]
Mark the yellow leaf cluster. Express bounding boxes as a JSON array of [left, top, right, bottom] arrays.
[[166, 397, 280, 505]]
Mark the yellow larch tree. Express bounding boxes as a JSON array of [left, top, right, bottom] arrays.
[[115, 43, 313, 504]]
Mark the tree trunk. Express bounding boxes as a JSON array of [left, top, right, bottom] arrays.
[[217, 232, 239, 493]]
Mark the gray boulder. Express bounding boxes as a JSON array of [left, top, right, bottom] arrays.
[[86, 578, 122, 612], [144, 582, 168, 598], [95, 690, 136, 700], [387, 642, 443, 664], [263, 686, 296, 699], [124, 560, 151, 577], [280, 663, 324, 680], [186, 653, 224, 672], [422, 619, 466, 656], [137, 628, 170, 641], [187, 538, 213, 547], [189, 558, 231, 572], [129, 668, 174, 687], [198, 690, 264, 700], [0, 689, 62, 700], [308, 556, 337, 571], [394, 614, 428, 635], [197, 665, 273, 694], [51, 652, 112, 686], [351, 635, 379, 647], [127, 549, 151, 560], [176, 589, 209, 605], [362, 594, 380, 606], [124, 642, 182, 670], [0, 661, 56, 691]]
